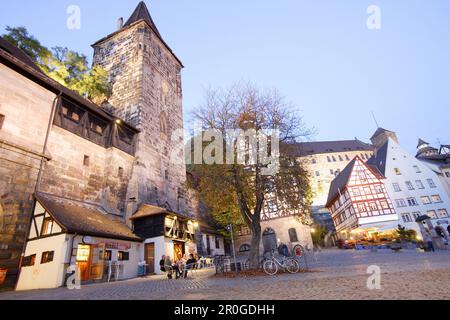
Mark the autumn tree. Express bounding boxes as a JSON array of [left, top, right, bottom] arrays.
[[3, 26, 110, 103], [188, 83, 313, 268]]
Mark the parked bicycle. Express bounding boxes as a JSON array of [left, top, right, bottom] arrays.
[[263, 249, 300, 275]]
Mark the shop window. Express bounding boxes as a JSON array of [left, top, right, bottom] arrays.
[[118, 251, 129, 261], [0, 114, 5, 129], [239, 244, 251, 253], [104, 250, 112, 261], [41, 251, 54, 264], [288, 228, 299, 243], [22, 254, 36, 267], [41, 217, 54, 236]]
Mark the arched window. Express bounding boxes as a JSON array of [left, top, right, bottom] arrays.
[[239, 244, 251, 253], [288, 228, 299, 243]]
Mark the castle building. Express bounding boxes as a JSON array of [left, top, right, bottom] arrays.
[[0, 2, 215, 290], [416, 139, 450, 199], [325, 156, 397, 237], [294, 140, 374, 233], [328, 128, 450, 243]]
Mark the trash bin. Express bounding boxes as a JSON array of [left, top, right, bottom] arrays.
[[137, 264, 146, 277]]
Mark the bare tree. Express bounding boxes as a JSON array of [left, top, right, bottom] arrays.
[[188, 83, 312, 268]]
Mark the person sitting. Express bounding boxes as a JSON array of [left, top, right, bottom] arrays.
[[164, 255, 173, 279], [159, 255, 166, 273], [183, 254, 197, 278]]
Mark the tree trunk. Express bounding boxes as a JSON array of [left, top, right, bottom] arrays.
[[248, 216, 262, 269]]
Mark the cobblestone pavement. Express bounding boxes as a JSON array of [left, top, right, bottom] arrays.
[[2, 249, 450, 300]]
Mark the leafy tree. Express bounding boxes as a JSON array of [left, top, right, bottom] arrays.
[[188, 83, 313, 268], [395, 225, 417, 243], [2, 26, 110, 103]]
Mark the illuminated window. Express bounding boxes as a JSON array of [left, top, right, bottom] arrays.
[[438, 209, 449, 218], [41, 218, 54, 236], [41, 251, 54, 264], [394, 168, 401, 175], [76, 245, 91, 262], [421, 196, 431, 205], [118, 251, 129, 261], [427, 210, 437, 219], [431, 195, 442, 203]]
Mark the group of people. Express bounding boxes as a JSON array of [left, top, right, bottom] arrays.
[[159, 254, 197, 279]]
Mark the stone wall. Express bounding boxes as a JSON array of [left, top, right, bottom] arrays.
[[93, 21, 187, 216], [0, 64, 54, 289]]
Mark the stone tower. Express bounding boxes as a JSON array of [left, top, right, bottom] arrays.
[[92, 1, 187, 216]]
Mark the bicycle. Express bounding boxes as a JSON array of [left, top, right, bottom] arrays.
[[263, 250, 300, 275]]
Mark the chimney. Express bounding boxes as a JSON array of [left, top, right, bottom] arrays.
[[118, 17, 124, 30]]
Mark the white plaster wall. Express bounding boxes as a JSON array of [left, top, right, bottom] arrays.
[[16, 234, 68, 291]]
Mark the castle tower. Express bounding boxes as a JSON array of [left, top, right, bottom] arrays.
[[92, 2, 187, 216]]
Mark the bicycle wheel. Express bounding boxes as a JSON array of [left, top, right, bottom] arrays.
[[285, 258, 300, 274], [263, 260, 278, 276]]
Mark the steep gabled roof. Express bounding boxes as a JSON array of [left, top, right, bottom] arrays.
[[366, 140, 389, 175], [36, 193, 141, 242], [417, 138, 429, 148], [294, 139, 373, 157], [370, 127, 395, 140], [124, 1, 161, 38], [325, 157, 357, 207]]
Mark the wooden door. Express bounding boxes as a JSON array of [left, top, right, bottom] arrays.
[[76, 244, 91, 281], [145, 243, 155, 274]]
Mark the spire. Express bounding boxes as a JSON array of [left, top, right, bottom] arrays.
[[124, 1, 161, 37], [417, 138, 429, 149]]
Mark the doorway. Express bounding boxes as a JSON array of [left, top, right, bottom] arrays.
[[76, 244, 92, 281], [262, 228, 278, 254], [173, 241, 185, 261], [145, 243, 155, 274]]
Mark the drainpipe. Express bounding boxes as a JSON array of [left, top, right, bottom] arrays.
[[14, 92, 61, 290]]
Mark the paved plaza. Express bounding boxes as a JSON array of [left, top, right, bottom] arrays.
[[2, 249, 450, 300]]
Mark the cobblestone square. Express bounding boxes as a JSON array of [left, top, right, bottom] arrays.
[[1, 249, 450, 300]]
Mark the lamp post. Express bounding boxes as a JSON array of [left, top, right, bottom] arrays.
[[227, 224, 238, 274]]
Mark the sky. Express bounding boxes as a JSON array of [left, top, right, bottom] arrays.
[[1, 0, 449, 153]]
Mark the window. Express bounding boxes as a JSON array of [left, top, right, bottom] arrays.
[[363, 186, 371, 195], [407, 198, 418, 206], [118, 251, 129, 261], [438, 209, 449, 218], [401, 214, 412, 223], [118, 167, 124, 177], [394, 168, 402, 175], [413, 165, 421, 173], [427, 210, 437, 219], [369, 202, 378, 211], [239, 244, 251, 253], [358, 203, 366, 212], [41, 218, 54, 236], [427, 179, 436, 188], [165, 170, 169, 180], [415, 180, 425, 189], [412, 212, 421, 220], [431, 195, 442, 203], [311, 158, 317, 164], [0, 114, 4, 129], [380, 200, 389, 209], [332, 156, 337, 162], [338, 155, 343, 161], [345, 155, 350, 161], [288, 228, 299, 243], [61, 102, 81, 123], [83, 155, 90, 167], [420, 196, 431, 205], [374, 185, 383, 194], [396, 199, 407, 208], [330, 169, 334, 175], [22, 254, 36, 267], [215, 237, 220, 249], [104, 250, 112, 261], [445, 172, 450, 178], [315, 171, 320, 177], [41, 251, 54, 264], [393, 183, 402, 192], [405, 181, 415, 190], [327, 156, 331, 163]]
